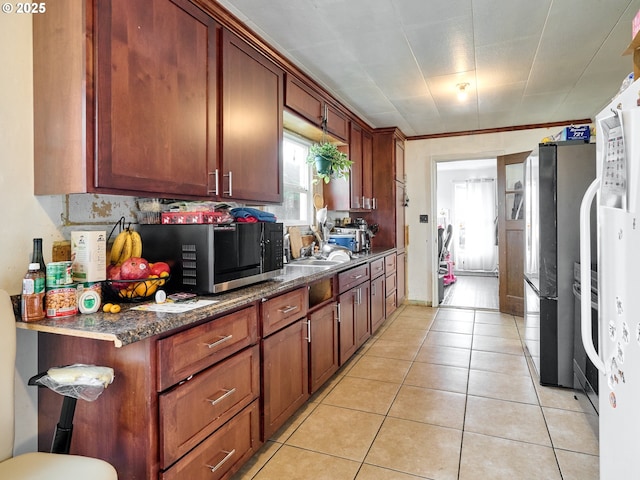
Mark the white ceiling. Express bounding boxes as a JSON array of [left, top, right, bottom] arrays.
[[216, 0, 640, 137]]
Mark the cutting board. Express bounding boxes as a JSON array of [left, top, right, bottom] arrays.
[[288, 226, 303, 259]]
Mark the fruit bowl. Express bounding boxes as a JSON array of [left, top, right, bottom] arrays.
[[104, 274, 170, 302]]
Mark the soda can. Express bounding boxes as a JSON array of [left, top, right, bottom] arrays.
[[46, 261, 73, 287]]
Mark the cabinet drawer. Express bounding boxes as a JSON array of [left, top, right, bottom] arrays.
[[386, 291, 397, 317], [161, 400, 261, 480], [338, 264, 370, 294], [261, 287, 308, 337], [386, 272, 397, 296], [370, 258, 385, 279], [157, 305, 258, 391], [384, 253, 397, 275], [159, 345, 260, 468]]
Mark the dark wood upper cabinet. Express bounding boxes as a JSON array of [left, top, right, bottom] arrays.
[[34, 0, 284, 203], [34, 0, 218, 197], [324, 103, 349, 142], [284, 73, 349, 143], [284, 75, 324, 127], [95, 0, 217, 196], [370, 128, 407, 250], [221, 29, 284, 204]]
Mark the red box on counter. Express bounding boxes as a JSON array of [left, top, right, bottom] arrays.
[[161, 211, 230, 224]]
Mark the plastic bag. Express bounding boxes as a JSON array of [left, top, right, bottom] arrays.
[[35, 364, 115, 402]]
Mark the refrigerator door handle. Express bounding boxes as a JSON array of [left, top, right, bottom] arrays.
[[579, 178, 606, 374]]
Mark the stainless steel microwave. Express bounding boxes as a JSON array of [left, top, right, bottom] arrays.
[[138, 223, 283, 293]]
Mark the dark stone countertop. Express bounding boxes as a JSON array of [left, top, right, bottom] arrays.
[[14, 249, 395, 347]]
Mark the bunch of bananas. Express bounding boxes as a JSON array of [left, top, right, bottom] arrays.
[[109, 228, 143, 266]]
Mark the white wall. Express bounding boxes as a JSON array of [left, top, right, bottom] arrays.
[[404, 128, 577, 305], [1, 16, 138, 454]]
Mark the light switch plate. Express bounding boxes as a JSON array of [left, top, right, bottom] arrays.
[[419, 214, 428, 223]]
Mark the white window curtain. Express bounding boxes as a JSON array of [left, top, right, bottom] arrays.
[[452, 178, 497, 272]]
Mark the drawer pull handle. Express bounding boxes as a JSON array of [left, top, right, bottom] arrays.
[[206, 449, 236, 473], [204, 334, 233, 349], [351, 274, 364, 280], [207, 388, 236, 406], [278, 305, 298, 314]]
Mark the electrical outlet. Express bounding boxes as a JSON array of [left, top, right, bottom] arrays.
[[419, 214, 428, 223]]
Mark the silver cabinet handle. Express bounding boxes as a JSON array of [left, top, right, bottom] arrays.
[[206, 388, 236, 406], [206, 449, 236, 473], [352, 274, 364, 280], [224, 171, 233, 196], [204, 334, 233, 349], [306, 320, 311, 343], [373, 198, 377, 209], [372, 283, 376, 295], [207, 169, 219, 196], [278, 305, 298, 314], [336, 303, 341, 323]]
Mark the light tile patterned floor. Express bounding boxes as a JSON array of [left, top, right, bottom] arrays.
[[233, 305, 599, 480]]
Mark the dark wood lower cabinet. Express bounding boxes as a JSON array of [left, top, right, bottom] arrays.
[[261, 318, 310, 439], [370, 274, 386, 334], [161, 401, 260, 480], [308, 301, 339, 394], [338, 282, 370, 365]]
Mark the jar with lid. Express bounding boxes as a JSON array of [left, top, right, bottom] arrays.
[[22, 262, 45, 322]]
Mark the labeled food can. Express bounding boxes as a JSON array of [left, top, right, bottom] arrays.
[[77, 281, 102, 297], [78, 290, 101, 314], [45, 284, 78, 318], [46, 261, 73, 287]]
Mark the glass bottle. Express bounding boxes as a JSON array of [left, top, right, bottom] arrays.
[[21, 262, 45, 322], [31, 238, 46, 275]]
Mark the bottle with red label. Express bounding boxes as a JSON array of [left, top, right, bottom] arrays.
[[22, 262, 45, 322]]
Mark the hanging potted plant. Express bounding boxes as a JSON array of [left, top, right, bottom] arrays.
[[306, 142, 353, 184]]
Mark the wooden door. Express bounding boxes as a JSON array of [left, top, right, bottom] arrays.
[[308, 302, 339, 393], [262, 319, 309, 439], [96, 0, 217, 196], [497, 151, 529, 315], [338, 289, 357, 364], [349, 123, 363, 209], [354, 283, 371, 348], [221, 29, 283, 204], [370, 275, 385, 333]]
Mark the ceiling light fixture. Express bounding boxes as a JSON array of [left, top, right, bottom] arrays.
[[456, 82, 470, 101]]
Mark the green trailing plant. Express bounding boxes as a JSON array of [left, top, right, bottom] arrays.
[[306, 142, 353, 184]]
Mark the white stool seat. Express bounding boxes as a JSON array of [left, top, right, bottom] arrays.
[[0, 452, 117, 479]]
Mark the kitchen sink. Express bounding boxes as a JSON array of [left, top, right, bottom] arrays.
[[283, 258, 345, 275], [290, 259, 344, 267]]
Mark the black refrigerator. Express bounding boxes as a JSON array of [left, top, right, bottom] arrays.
[[523, 142, 596, 387]]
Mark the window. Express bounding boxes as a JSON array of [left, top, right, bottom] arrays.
[[265, 133, 313, 225]]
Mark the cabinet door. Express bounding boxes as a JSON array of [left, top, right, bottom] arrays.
[[370, 275, 385, 333], [354, 283, 371, 348], [325, 103, 348, 142], [262, 319, 309, 439], [395, 138, 405, 182], [308, 302, 339, 393], [221, 29, 283, 204], [349, 122, 363, 209], [338, 289, 357, 364], [396, 181, 406, 250], [96, 0, 217, 196], [362, 130, 373, 207], [285, 74, 323, 127], [397, 253, 406, 305]]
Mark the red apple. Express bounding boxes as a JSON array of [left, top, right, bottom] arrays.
[[150, 261, 170, 276], [107, 265, 127, 289], [120, 257, 151, 280]]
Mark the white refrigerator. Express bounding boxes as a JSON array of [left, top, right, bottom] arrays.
[[579, 79, 640, 479]]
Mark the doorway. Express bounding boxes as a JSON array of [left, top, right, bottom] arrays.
[[435, 159, 498, 309]]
